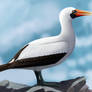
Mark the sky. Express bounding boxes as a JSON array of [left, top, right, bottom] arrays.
[[0, 0, 92, 89]]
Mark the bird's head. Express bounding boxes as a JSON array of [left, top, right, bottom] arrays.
[[59, 7, 92, 21]]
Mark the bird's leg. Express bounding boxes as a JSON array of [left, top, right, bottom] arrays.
[[34, 71, 44, 85], [34, 70, 60, 87]]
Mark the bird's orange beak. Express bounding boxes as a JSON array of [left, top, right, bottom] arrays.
[[75, 9, 92, 17]]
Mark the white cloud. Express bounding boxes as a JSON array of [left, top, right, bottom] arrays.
[[0, 57, 3, 65], [75, 53, 92, 66], [85, 53, 92, 62], [66, 59, 77, 67], [63, 52, 92, 67], [85, 70, 92, 89], [79, 53, 92, 64], [76, 1, 92, 48], [0, 1, 60, 54], [42, 65, 67, 82], [82, 1, 92, 26], [76, 35, 92, 47], [78, 58, 86, 65], [75, 2, 92, 89]]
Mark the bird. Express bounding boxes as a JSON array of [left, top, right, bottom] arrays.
[[0, 7, 92, 86]]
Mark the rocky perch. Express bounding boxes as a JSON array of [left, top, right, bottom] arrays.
[[0, 76, 91, 92]]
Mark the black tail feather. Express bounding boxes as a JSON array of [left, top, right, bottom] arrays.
[[0, 63, 11, 72]]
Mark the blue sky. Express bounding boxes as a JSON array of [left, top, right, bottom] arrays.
[[0, 0, 92, 89]]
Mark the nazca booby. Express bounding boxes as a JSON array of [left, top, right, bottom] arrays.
[[0, 7, 92, 85]]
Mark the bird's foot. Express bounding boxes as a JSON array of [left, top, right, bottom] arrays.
[[38, 81, 61, 88]]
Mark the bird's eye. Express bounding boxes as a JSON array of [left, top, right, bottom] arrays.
[[72, 10, 77, 13], [70, 10, 77, 18]]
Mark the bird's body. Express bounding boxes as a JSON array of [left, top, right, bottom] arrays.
[[15, 35, 75, 70], [9, 8, 76, 70], [0, 7, 92, 86]]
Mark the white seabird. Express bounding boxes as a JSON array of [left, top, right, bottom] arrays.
[[0, 7, 92, 85]]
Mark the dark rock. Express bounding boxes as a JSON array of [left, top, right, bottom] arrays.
[[0, 76, 91, 92]]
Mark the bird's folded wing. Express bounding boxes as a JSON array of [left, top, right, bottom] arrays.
[[15, 42, 69, 60]]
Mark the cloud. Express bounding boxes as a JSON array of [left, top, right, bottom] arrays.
[[43, 67, 67, 82], [76, 1, 92, 48], [85, 70, 92, 89], [77, 52, 92, 66], [82, 0, 92, 26], [0, 1, 60, 54], [65, 59, 77, 67], [78, 58, 86, 65], [76, 35, 92, 47], [0, 57, 3, 65], [75, 2, 92, 89]]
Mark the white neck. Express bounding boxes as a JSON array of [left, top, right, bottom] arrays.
[[59, 16, 75, 42]]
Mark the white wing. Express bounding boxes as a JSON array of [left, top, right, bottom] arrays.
[[17, 41, 69, 60]]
